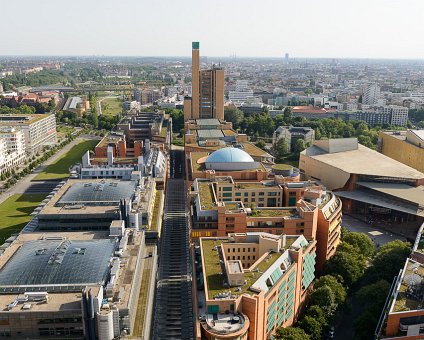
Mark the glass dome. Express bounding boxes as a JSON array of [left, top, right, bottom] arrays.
[[206, 147, 254, 163]]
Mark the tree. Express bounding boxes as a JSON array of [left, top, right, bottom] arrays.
[[343, 232, 375, 258], [356, 280, 390, 309], [324, 251, 366, 286], [353, 310, 378, 340], [368, 240, 411, 282], [293, 139, 306, 154], [275, 327, 310, 340], [299, 316, 323, 340], [314, 275, 347, 305], [224, 107, 244, 129], [305, 305, 328, 326], [283, 107, 293, 122], [255, 139, 266, 150], [273, 138, 289, 160], [310, 286, 337, 317]]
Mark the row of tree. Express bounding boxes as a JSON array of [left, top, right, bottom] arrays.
[[275, 230, 411, 340], [224, 107, 406, 151]]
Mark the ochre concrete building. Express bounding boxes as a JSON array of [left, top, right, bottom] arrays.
[[184, 42, 224, 121], [378, 130, 424, 174]]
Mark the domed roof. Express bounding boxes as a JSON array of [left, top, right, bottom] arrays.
[[206, 147, 254, 164]]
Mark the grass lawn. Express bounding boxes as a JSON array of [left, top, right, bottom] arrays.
[[56, 125, 75, 140], [34, 139, 99, 181], [100, 97, 122, 116], [0, 194, 46, 243]]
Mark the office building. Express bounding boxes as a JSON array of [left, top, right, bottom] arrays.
[[273, 126, 315, 151], [378, 130, 424, 174], [184, 42, 224, 121], [0, 229, 146, 339], [37, 178, 156, 231], [0, 114, 56, 154], [117, 111, 169, 149], [0, 127, 26, 175], [196, 232, 316, 339], [190, 175, 341, 271], [363, 84, 381, 105]]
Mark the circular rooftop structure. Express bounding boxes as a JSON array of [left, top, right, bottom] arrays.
[[205, 147, 257, 171]]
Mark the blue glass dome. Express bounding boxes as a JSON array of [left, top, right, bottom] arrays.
[[206, 147, 254, 163]]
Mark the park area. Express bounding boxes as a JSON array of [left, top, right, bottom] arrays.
[[34, 139, 99, 181], [100, 97, 122, 116], [0, 194, 46, 243]]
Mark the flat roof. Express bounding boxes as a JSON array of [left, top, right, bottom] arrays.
[[197, 129, 224, 139], [196, 118, 221, 126], [0, 114, 52, 125], [0, 238, 117, 291], [392, 258, 424, 312], [303, 144, 424, 180], [357, 182, 424, 206], [58, 180, 137, 206]]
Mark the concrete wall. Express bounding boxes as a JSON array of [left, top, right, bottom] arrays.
[[379, 132, 424, 174]]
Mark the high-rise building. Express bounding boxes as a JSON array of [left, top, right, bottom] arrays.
[[184, 42, 224, 121], [362, 84, 381, 105]]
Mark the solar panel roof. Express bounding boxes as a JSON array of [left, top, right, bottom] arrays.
[[0, 239, 117, 291], [58, 180, 137, 206]]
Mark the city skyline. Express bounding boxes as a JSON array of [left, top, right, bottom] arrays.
[[2, 0, 424, 59]]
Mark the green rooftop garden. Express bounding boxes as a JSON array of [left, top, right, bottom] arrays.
[[202, 239, 282, 299], [272, 163, 293, 171], [198, 182, 215, 210], [250, 209, 296, 218], [393, 261, 424, 312]]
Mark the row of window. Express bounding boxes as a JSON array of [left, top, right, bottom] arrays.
[[227, 247, 256, 253]]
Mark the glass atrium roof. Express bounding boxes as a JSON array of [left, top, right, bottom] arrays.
[[58, 180, 137, 206], [0, 239, 117, 291]]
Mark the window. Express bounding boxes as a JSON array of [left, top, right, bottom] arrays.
[[223, 187, 232, 191], [233, 256, 235, 260], [244, 192, 249, 197], [235, 192, 241, 197], [243, 248, 245, 252], [243, 256, 245, 260], [248, 256, 250, 260], [248, 248, 250, 252], [251, 192, 255, 197], [259, 192, 265, 196]]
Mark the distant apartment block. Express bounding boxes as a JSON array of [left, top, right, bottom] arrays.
[[273, 125, 315, 151], [184, 42, 224, 121], [363, 84, 381, 105], [228, 80, 255, 106], [379, 130, 424, 174], [0, 114, 56, 154], [0, 127, 26, 175]]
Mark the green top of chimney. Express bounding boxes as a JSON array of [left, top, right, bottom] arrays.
[[192, 42, 199, 49]]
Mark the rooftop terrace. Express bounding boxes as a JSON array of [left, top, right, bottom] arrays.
[[392, 259, 424, 312]]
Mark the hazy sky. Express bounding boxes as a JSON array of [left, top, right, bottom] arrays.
[[2, 0, 424, 59]]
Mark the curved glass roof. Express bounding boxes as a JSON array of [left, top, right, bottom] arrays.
[[206, 147, 254, 163]]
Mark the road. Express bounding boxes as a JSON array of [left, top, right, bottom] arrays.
[[0, 137, 94, 205], [342, 214, 407, 246], [152, 150, 194, 340]]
